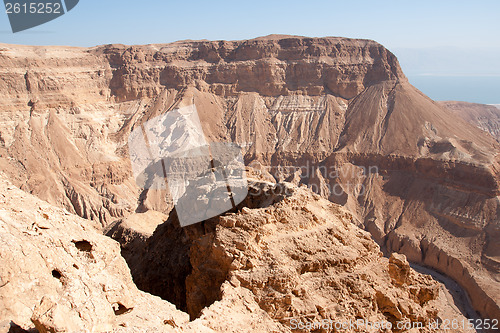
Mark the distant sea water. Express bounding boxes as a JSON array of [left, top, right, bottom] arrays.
[[407, 75, 500, 105]]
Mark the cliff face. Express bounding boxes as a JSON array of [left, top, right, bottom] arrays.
[[0, 36, 406, 225], [439, 100, 500, 142], [0, 176, 474, 332], [0, 35, 499, 321], [119, 180, 473, 332], [99, 35, 404, 102], [0, 175, 190, 332]]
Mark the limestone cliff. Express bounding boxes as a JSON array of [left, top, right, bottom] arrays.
[[0, 35, 498, 321]]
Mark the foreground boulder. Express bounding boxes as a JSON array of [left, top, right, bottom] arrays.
[[0, 175, 188, 332], [124, 181, 473, 332]]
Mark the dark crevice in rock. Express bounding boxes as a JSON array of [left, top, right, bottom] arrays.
[[24, 72, 31, 93], [127, 209, 195, 313], [107, 181, 292, 319], [112, 302, 132, 316], [51, 269, 62, 279], [72, 240, 93, 252], [7, 321, 38, 333]]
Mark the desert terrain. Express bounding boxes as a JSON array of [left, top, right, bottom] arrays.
[[0, 35, 498, 332]]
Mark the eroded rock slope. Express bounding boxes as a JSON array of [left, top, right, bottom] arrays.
[[0, 35, 498, 321], [115, 180, 475, 332]]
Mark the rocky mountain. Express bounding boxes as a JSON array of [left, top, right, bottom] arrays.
[[0, 175, 475, 332], [439, 101, 500, 142], [0, 35, 499, 328]]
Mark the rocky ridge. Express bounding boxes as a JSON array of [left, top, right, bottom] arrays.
[[439, 101, 500, 142], [1, 175, 475, 332], [112, 180, 474, 332], [0, 175, 188, 332], [0, 35, 498, 323]]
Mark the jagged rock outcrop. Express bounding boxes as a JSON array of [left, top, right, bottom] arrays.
[[1, 173, 475, 332], [0, 176, 297, 333], [116, 180, 474, 332], [0, 35, 499, 321], [0, 175, 189, 332]]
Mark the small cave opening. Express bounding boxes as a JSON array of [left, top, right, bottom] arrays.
[[7, 321, 38, 333], [72, 240, 93, 252], [51, 269, 62, 279], [110, 181, 292, 319], [112, 302, 132, 316]]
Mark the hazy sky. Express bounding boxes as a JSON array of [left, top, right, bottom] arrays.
[[1, 0, 499, 102]]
